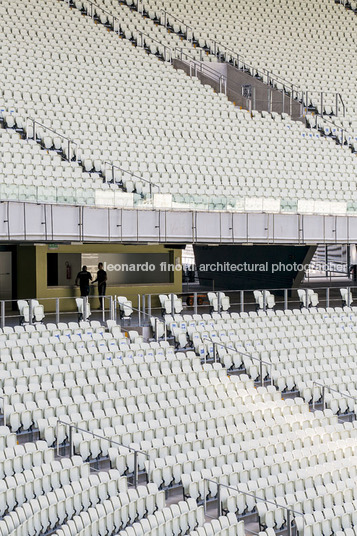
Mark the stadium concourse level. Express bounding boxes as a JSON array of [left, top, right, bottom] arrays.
[[123, 0, 357, 140], [2, 0, 357, 214], [0, 309, 357, 535]]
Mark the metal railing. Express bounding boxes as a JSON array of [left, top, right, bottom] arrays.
[[142, 283, 356, 319], [0, 294, 117, 328], [312, 380, 357, 416], [104, 162, 160, 198], [154, 7, 347, 121], [174, 49, 227, 95], [308, 113, 352, 147], [303, 90, 345, 117], [203, 478, 305, 536], [81, 0, 172, 61], [160, 9, 193, 42], [203, 337, 273, 387], [56, 419, 151, 487], [26, 118, 79, 162]]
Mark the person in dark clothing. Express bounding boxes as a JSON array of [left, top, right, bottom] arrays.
[[75, 266, 92, 297], [92, 262, 107, 309]]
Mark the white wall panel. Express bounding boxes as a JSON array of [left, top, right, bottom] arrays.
[[164, 211, 193, 242], [8, 203, 25, 240], [108, 209, 123, 241], [335, 216, 348, 243], [24, 204, 49, 241], [195, 212, 221, 242], [51, 205, 81, 241], [220, 213, 235, 243], [273, 214, 300, 243], [120, 210, 138, 242], [232, 214, 248, 242], [247, 214, 270, 242], [0, 203, 10, 240], [302, 215, 324, 243], [137, 211, 161, 242], [82, 207, 109, 241], [348, 217, 357, 242]]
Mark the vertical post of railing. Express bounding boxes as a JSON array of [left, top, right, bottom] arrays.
[[213, 342, 217, 363], [155, 317, 159, 342], [320, 91, 324, 117], [282, 88, 285, 115], [33, 119, 36, 142], [110, 295, 115, 321], [134, 450, 138, 488], [171, 293, 175, 316], [262, 290, 267, 312], [217, 483, 222, 517], [29, 300, 33, 326], [336, 92, 338, 117], [268, 86, 271, 113], [322, 385, 326, 410], [204, 479, 207, 514], [287, 509, 291, 536], [194, 293, 198, 315], [83, 297, 87, 322], [0, 301, 5, 329], [260, 357, 264, 387], [102, 296, 105, 323], [284, 288, 288, 310], [56, 420, 60, 456], [138, 295, 141, 327], [217, 293, 221, 313], [290, 85, 293, 116], [69, 425, 73, 457], [142, 294, 146, 324], [305, 90, 309, 114], [67, 140, 71, 162], [56, 298, 60, 324], [148, 294, 152, 319], [305, 289, 309, 309], [240, 290, 244, 313], [326, 287, 330, 308]]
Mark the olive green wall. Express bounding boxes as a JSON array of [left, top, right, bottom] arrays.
[[34, 244, 182, 312]]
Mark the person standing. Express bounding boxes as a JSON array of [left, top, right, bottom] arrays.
[[92, 262, 107, 309], [75, 266, 92, 297]]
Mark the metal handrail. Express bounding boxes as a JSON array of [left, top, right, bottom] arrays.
[[312, 380, 357, 413], [26, 118, 79, 162], [104, 162, 160, 197], [160, 9, 193, 42], [309, 113, 352, 146], [56, 418, 151, 487], [159, 8, 298, 90], [83, 0, 172, 61], [202, 337, 272, 387], [175, 48, 227, 94], [157, 7, 348, 120], [203, 478, 305, 536]]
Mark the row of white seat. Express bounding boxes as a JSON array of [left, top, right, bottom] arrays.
[[0, 456, 90, 518], [184, 437, 357, 504], [59, 497, 205, 536], [0, 480, 157, 536]]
